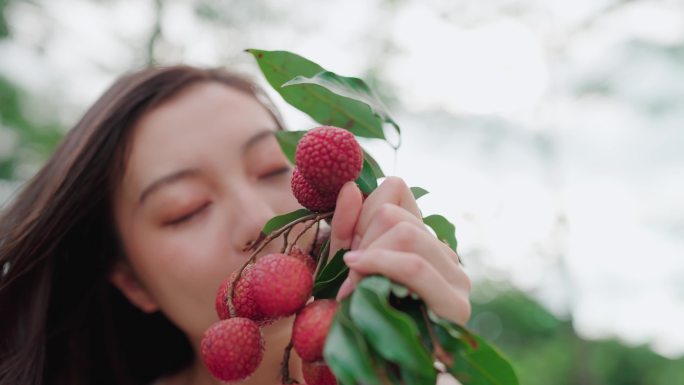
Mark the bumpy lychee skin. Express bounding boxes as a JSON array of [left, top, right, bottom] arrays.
[[200, 318, 264, 383], [251, 253, 314, 318], [291, 168, 337, 212], [293, 299, 338, 362], [302, 361, 338, 385], [214, 275, 231, 320], [295, 126, 363, 194], [216, 266, 274, 326], [289, 245, 317, 274]]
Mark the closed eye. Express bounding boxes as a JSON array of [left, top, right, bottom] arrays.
[[259, 166, 292, 180], [165, 202, 211, 226]]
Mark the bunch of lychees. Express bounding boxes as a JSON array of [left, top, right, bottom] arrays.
[[201, 126, 362, 384]]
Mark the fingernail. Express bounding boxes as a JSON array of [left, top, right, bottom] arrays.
[[336, 277, 353, 300], [344, 251, 361, 263]]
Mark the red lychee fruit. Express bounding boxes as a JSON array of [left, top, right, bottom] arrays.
[[295, 126, 363, 195], [289, 245, 317, 274], [215, 266, 274, 325], [200, 318, 264, 383], [251, 253, 314, 318], [302, 361, 338, 385], [215, 274, 231, 320], [291, 168, 337, 212], [293, 299, 338, 362]]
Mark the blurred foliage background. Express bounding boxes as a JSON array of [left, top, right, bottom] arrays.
[[1, 1, 683, 383], [472, 285, 684, 385]]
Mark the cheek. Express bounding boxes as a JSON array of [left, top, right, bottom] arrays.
[[118, 182, 303, 338], [121, 211, 240, 337], [260, 183, 319, 248], [261, 179, 301, 214]]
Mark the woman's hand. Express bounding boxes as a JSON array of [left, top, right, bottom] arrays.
[[328, 177, 471, 325]]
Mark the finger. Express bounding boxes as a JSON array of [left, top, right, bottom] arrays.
[[358, 202, 460, 265], [328, 182, 363, 258], [354, 177, 422, 237], [344, 249, 471, 325], [365, 221, 469, 290], [357, 203, 430, 250], [335, 269, 364, 301], [339, 219, 468, 300]]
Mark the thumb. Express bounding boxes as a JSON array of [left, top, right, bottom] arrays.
[[328, 182, 363, 259]]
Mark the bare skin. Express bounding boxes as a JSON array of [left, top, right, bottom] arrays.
[[109, 81, 471, 385]]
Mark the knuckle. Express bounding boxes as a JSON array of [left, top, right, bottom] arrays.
[[381, 176, 408, 192], [398, 254, 427, 280], [391, 222, 419, 248], [437, 288, 471, 325], [376, 203, 400, 228], [458, 292, 472, 324], [446, 262, 471, 294], [461, 270, 472, 293]]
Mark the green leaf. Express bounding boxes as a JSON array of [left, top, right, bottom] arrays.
[[313, 248, 349, 299], [262, 208, 312, 236], [247, 49, 391, 142], [390, 282, 410, 299], [315, 248, 347, 283], [248, 208, 313, 250], [356, 157, 378, 194], [390, 293, 435, 353], [356, 149, 385, 195], [0, 14, 8, 39], [363, 149, 385, 178], [274, 130, 306, 164], [0, 158, 15, 180], [0, 0, 9, 39], [315, 237, 330, 266], [423, 214, 458, 252], [350, 276, 436, 385], [283, 70, 400, 142], [324, 300, 383, 385], [410, 186, 429, 200], [430, 314, 519, 385]]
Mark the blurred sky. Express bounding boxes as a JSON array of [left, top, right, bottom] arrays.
[[1, 0, 683, 358]]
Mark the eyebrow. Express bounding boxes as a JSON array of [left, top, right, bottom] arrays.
[[241, 129, 276, 155], [137, 129, 276, 204], [138, 168, 200, 204]]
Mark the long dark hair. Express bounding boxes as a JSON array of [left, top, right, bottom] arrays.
[[0, 66, 284, 385]]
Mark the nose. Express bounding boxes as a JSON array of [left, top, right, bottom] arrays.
[[230, 187, 275, 253]]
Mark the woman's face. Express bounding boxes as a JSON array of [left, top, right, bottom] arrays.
[[113, 82, 301, 342]]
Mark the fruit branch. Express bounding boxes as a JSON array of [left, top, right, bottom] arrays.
[[280, 227, 293, 253], [280, 340, 299, 384], [286, 216, 322, 255], [309, 220, 321, 254], [313, 240, 330, 277], [228, 211, 333, 317], [420, 304, 453, 369]]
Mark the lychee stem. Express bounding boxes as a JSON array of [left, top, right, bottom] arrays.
[[280, 340, 299, 384], [280, 227, 293, 254], [286, 217, 321, 255], [420, 304, 454, 369], [309, 220, 321, 255], [313, 240, 330, 278], [227, 211, 333, 317]]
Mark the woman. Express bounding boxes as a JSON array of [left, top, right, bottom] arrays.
[[0, 66, 471, 385]]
